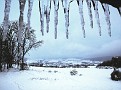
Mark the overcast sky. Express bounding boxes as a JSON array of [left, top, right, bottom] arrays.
[[0, 0, 121, 60]]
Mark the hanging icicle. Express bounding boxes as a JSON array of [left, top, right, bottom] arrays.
[[27, 0, 33, 32], [119, 7, 121, 16], [39, 0, 51, 35], [118, 7, 121, 16], [53, 0, 59, 39], [45, 0, 51, 33], [39, 0, 45, 36], [3, 0, 11, 41], [92, 0, 101, 36], [62, 0, 73, 39], [44, 0, 51, 33], [18, 0, 26, 44], [18, 0, 26, 62], [102, 3, 111, 37], [86, 0, 93, 28], [77, 0, 85, 38]]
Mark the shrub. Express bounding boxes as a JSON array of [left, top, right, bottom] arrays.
[[48, 70, 52, 73], [70, 69, 78, 76], [20, 63, 29, 70], [111, 70, 121, 81]]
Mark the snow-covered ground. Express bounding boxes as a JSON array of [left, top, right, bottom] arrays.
[[0, 66, 121, 90]]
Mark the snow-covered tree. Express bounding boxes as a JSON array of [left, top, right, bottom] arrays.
[[0, 21, 43, 71]]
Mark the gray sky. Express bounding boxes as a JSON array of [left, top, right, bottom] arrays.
[[0, 0, 121, 60]]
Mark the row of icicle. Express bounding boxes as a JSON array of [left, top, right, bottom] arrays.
[[3, 0, 33, 43], [2, 0, 33, 61], [3, 0, 112, 41], [38, 0, 112, 39]]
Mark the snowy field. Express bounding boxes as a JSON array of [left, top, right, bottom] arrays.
[[0, 66, 121, 90]]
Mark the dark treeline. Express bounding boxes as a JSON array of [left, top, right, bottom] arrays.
[[96, 56, 121, 81], [96, 56, 121, 69]]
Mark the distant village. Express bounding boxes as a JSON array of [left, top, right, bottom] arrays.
[[29, 59, 101, 68], [28, 56, 121, 69]]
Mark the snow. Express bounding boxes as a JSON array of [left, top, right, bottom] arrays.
[[0, 66, 121, 90]]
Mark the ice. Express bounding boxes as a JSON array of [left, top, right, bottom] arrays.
[[45, 0, 51, 33], [18, 0, 26, 44], [119, 7, 121, 16], [2, 0, 116, 39], [77, 0, 85, 38], [102, 4, 111, 37], [39, 0, 45, 36], [27, 0, 33, 32], [86, 0, 93, 28], [62, 0, 73, 39], [92, 0, 101, 36], [53, 0, 59, 39], [38, 0, 51, 35], [17, 0, 26, 61], [3, 0, 11, 41]]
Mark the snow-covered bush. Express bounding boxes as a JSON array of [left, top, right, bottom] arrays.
[[54, 70, 58, 73], [20, 63, 29, 70], [111, 70, 121, 81], [70, 69, 78, 76], [48, 70, 52, 73]]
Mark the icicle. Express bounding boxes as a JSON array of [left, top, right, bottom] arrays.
[[45, 0, 51, 33], [3, 0, 11, 41], [53, 0, 59, 39], [18, 0, 26, 62], [77, 0, 85, 38], [39, 0, 51, 35], [92, 0, 101, 36], [18, 0, 26, 44], [119, 7, 121, 15], [39, 0, 45, 36], [86, 0, 93, 28], [118, 7, 121, 16], [102, 4, 111, 37], [27, 0, 33, 32], [62, 0, 72, 39]]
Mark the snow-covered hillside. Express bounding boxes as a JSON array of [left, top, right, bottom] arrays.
[[0, 66, 121, 90]]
